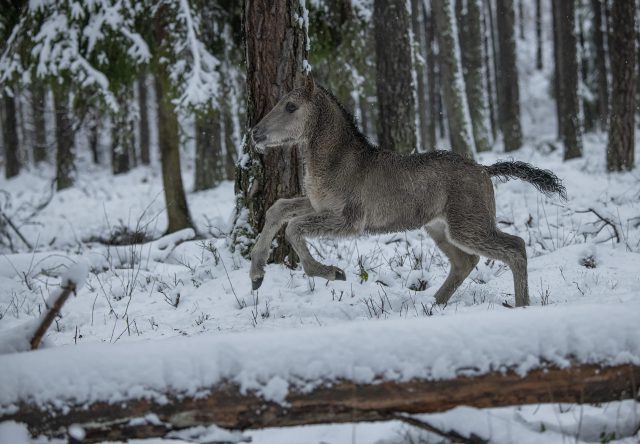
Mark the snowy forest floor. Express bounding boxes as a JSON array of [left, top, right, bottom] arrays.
[[1, 131, 640, 443]]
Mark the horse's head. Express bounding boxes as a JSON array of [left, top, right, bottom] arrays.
[[251, 76, 317, 152]]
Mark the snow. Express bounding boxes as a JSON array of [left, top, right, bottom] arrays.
[[1, 302, 638, 414], [1, 1, 640, 442]]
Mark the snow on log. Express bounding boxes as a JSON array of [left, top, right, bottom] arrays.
[[1, 304, 639, 442]]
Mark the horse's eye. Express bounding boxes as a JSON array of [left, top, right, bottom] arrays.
[[285, 102, 297, 113]]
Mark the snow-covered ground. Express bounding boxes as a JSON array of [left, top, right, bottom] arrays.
[[2, 8, 640, 442]]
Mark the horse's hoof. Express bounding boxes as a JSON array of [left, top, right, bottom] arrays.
[[252, 277, 264, 291], [335, 269, 346, 281]]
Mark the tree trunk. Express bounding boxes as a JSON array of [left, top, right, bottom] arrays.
[[495, 0, 523, 152], [535, 0, 543, 70], [138, 74, 150, 165], [412, 0, 429, 151], [434, 0, 476, 157], [222, 108, 236, 181], [486, 0, 502, 133], [373, 0, 417, 153], [591, 0, 609, 131], [518, 0, 524, 39], [606, 0, 636, 171], [154, 73, 194, 233], [111, 89, 133, 175], [482, 0, 498, 142], [2, 94, 21, 178], [53, 88, 75, 190], [456, 0, 491, 152], [424, 4, 438, 150], [194, 109, 223, 191], [32, 83, 48, 164], [232, 0, 308, 263], [551, 0, 563, 140], [552, 0, 583, 160]]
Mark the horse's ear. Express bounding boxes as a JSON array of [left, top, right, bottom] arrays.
[[303, 74, 315, 94]]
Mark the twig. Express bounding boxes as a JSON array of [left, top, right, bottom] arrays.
[[1, 212, 33, 249], [576, 208, 620, 243], [395, 414, 488, 443], [30, 281, 77, 350]]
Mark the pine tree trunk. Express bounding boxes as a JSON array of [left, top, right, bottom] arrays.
[[194, 109, 223, 191], [551, 0, 563, 140], [154, 4, 194, 234], [222, 108, 236, 181], [412, 0, 429, 151], [373, 0, 417, 153], [154, 73, 195, 233], [434, 0, 476, 157], [591, 0, 609, 131], [138, 74, 150, 165], [486, 0, 502, 130], [518, 0, 524, 39], [232, 0, 308, 263], [482, 0, 498, 141], [495, 0, 523, 152], [535, 0, 543, 70], [606, 0, 636, 171], [552, 0, 583, 160], [2, 95, 20, 178], [424, 4, 438, 150], [457, 0, 491, 152], [111, 89, 133, 175], [53, 88, 75, 190], [32, 84, 48, 164]]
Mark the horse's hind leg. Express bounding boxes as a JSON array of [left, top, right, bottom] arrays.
[[445, 218, 529, 307], [285, 211, 350, 281], [425, 220, 479, 305]]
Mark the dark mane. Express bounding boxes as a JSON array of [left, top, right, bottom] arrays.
[[317, 85, 377, 150]]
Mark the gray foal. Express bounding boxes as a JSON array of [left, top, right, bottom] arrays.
[[249, 77, 566, 307]]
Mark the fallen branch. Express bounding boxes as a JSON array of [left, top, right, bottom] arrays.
[[576, 208, 621, 243], [29, 281, 77, 350], [4, 363, 639, 442], [0, 211, 33, 249]]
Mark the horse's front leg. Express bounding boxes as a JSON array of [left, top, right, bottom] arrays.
[[284, 210, 350, 282], [250, 197, 314, 290]]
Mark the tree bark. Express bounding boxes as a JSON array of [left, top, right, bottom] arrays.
[[551, 0, 563, 140], [552, 0, 583, 160], [31, 83, 48, 163], [591, 0, 609, 131], [53, 88, 75, 190], [424, 3, 438, 150], [456, 0, 491, 152], [482, 0, 498, 141], [194, 108, 223, 191], [495, 0, 523, 152], [232, 0, 308, 263], [412, 0, 429, 151], [434, 0, 476, 157], [138, 74, 150, 165], [535, 0, 542, 70], [606, 0, 636, 171], [8, 363, 639, 443], [2, 94, 21, 178], [373, 0, 417, 153]]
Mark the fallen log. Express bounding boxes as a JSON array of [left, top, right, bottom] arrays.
[[4, 363, 639, 442], [1, 303, 639, 442]]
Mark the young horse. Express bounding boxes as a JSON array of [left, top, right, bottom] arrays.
[[249, 76, 566, 307]]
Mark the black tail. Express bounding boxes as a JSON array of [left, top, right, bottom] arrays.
[[486, 161, 567, 200]]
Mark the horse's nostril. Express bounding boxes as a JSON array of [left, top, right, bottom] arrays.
[[252, 127, 267, 143]]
